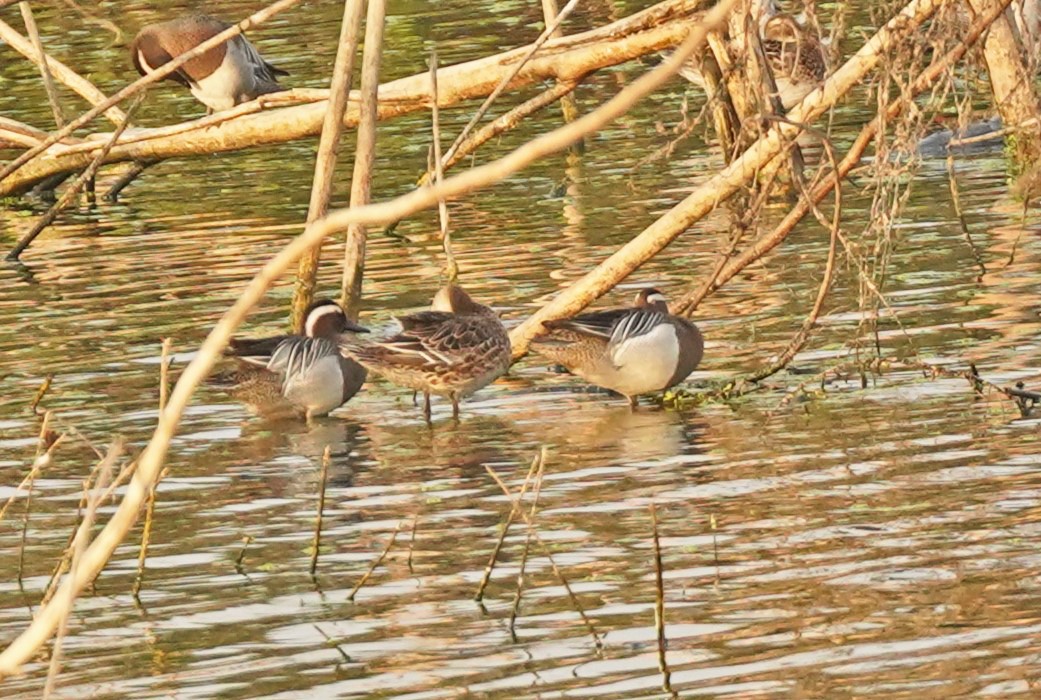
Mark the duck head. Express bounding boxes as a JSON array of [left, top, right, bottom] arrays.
[[304, 299, 368, 338]]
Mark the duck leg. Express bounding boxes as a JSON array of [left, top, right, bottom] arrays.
[[451, 393, 460, 420], [423, 391, 432, 421], [627, 395, 638, 410]]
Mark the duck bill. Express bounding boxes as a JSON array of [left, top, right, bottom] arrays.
[[344, 320, 370, 334]]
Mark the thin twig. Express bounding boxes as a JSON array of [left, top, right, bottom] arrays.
[[650, 504, 673, 696], [413, 80, 580, 189], [42, 441, 121, 700], [442, 0, 581, 168], [234, 535, 253, 575], [0, 0, 303, 183], [509, 453, 546, 638], [0, 428, 63, 524], [347, 521, 404, 601], [406, 514, 419, 574], [310, 446, 331, 576], [132, 338, 172, 599], [102, 159, 158, 203], [485, 461, 603, 651], [29, 375, 52, 415], [474, 451, 543, 601], [429, 47, 458, 282], [946, 152, 987, 280], [19, 3, 65, 128], [7, 95, 142, 261]]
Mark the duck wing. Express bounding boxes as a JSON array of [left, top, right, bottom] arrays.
[[233, 34, 287, 88], [542, 309, 631, 339], [226, 334, 291, 360], [342, 312, 504, 371]]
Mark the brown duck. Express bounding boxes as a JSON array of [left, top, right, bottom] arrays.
[[339, 285, 511, 419], [530, 288, 704, 407], [130, 14, 287, 112]]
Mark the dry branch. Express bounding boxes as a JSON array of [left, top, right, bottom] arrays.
[[506, 0, 950, 357], [0, 2, 733, 676], [1, 0, 710, 196], [340, 0, 386, 318], [290, 0, 365, 331], [0, 0, 306, 188], [673, 0, 1012, 315], [7, 97, 141, 260], [0, 17, 125, 125], [19, 3, 66, 129], [966, 0, 1041, 163], [415, 80, 579, 188]]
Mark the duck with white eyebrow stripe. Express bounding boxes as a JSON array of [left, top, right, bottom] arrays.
[[530, 288, 704, 408], [213, 299, 368, 420]]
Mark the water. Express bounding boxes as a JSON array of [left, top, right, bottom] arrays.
[[3, 1, 1041, 697]]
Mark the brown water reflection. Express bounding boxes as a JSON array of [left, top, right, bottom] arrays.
[[4, 0, 1041, 697]]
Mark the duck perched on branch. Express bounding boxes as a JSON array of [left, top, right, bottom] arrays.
[[530, 289, 704, 408], [339, 286, 512, 420], [130, 14, 287, 112]]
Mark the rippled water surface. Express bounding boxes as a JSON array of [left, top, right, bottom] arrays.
[[3, 1, 1041, 697]]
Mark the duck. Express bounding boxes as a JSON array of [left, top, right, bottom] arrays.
[[339, 285, 512, 419], [130, 14, 287, 113], [758, 14, 827, 109], [677, 1, 827, 111], [216, 299, 368, 419], [529, 288, 704, 408]]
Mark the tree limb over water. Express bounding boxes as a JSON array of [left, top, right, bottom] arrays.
[[0, 0, 735, 677], [0, 0, 713, 196]]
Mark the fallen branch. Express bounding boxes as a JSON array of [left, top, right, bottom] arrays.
[[507, 0, 950, 357], [0, 16, 125, 125], [0, 0, 306, 187], [7, 96, 141, 260], [673, 0, 1013, 316], [1, 0, 710, 196], [0, 2, 733, 675]]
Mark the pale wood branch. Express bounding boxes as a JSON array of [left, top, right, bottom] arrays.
[[340, 0, 387, 318], [0, 16, 126, 125], [290, 0, 365, 332], [0, 0, 735, 676], [19, 3, 66, 128], [0, 0, 710, 196], [506, 0, 949, 358]]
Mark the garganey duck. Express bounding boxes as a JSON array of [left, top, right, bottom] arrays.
[[218, 299, 367, 419], [530, 288, 704, 408], [677, 0, 827, 111], [130, 14, 287, 113], [339, 285, 511, 419]]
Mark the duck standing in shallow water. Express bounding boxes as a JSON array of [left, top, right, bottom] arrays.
[[530, 288, 703, 408], [339, 286, 511, 420], [130, 14, 287, 113], [218, 300, 368, 419]]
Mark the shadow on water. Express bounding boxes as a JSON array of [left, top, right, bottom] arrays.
[[3, 0, 1041, 697]]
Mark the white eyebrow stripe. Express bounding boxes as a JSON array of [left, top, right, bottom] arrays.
[[304, 305, 343, 337]]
